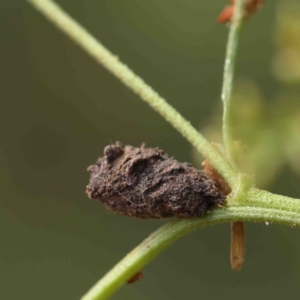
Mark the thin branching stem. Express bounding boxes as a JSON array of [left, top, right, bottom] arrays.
[[26, 0, 237, 187], [221, 0, 245, 166], [81, 187, 300, 300]]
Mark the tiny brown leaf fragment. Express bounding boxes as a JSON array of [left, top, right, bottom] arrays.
[[202, 161, 231, 196], [202, 153, 246, 270], [230, 221, 245, 271], [86, 142, 224, 219], [218, 0, 265, 24], [127, 272, 143, 284]]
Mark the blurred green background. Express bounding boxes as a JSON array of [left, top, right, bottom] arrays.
[[1, 0, 300, 299]]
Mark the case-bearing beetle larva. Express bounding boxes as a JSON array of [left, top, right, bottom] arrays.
[[86, 142, 224, 219]]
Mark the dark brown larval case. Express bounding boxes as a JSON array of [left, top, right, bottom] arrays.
[[86, 142, 224, 219]]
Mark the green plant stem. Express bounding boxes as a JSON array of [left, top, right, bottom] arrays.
[[81, 187, 300, 300], [26, 0, 237, 187], [221, 0, 245, 166]]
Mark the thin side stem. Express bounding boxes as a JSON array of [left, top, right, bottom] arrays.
[[221, 0, 245, 166], [81, 188, 300, 300], [26, 0, 237, 187]]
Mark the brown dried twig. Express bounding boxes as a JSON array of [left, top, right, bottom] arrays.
[[218, 0, 266, 24]]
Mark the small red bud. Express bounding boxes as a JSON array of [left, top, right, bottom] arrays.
[[218, 0, 265, 24]]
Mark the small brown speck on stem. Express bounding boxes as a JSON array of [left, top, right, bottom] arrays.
[[127, 272, 143, 284], [230, 221, 245, 270]]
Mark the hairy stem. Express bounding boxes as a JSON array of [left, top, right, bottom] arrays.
[[26, 0, 237, 187], [81, 188, 300, 300], [221, 0, 245, 166]]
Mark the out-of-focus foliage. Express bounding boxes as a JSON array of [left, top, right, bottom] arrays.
[[195, 0, 300, 189], [272, 2, 300, 83]]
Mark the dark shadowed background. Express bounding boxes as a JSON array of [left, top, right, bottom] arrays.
[[1, 0, 300, 299]]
